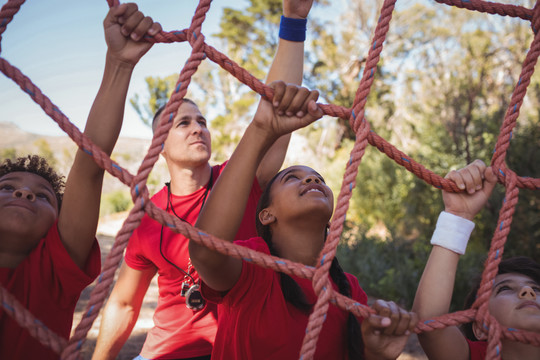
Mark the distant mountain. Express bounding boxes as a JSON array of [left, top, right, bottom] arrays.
[[0, 121, 169, 194], [0, 122, 42, 148], [0, 121, 151, 157]]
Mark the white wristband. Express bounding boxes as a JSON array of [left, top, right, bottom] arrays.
[[430, 211, 475, 255]]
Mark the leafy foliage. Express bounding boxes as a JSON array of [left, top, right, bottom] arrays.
[[0, 148, 18, 160], [100, 189, 132, 217]]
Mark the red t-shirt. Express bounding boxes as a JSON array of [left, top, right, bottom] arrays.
[[125, 163, 262, 359], [0, 221, 101, 360], [467, 339, 487, 360], [202, 237, 368, 360]]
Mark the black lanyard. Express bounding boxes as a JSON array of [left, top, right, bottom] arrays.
[[159, 169, 214, 281]]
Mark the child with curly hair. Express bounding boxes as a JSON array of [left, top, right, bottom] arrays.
[[0, 4, 162, 359]]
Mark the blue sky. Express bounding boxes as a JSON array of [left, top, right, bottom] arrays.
[[0, 0, 248, 139], [5, 0, 520, 141]]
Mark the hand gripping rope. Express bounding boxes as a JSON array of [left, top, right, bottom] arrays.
[[1, 0, 540, 359]]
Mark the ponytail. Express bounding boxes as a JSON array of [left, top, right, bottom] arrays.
[[266, 242, 363, 359], [330, 257, 363, 360]]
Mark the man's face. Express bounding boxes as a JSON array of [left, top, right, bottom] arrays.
[[161, 102, 212, 168], [0, 171, 58, 254]]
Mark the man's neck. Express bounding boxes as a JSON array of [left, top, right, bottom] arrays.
[[168, 162, 212, 196]]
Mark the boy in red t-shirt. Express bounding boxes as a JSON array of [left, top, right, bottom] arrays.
[[0, 4, 161, 359]]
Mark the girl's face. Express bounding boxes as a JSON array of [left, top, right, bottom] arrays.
[[265, 165, 334, 225], [488, 273, 540, 333]]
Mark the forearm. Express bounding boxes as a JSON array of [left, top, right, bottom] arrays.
[[266, 39, 304, 85], [413, 235, 470, 360], [413, 210, 476, 317], [64, 53, 134, 201], [413, 162, 493, 360], [191, 124, 276, 290], [364, 349, 395, 360], [83, 52, 134, 158], [197, 124, 274, 236], [257, 27, 306, 187], [91, 300, 139, 360], [58, 54, 134, 268], [413, 246, 460, 318]]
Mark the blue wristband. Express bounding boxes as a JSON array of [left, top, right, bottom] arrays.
[[279, 15, 307, 42]]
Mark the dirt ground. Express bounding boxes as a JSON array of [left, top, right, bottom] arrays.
[[72, 234, 428, 360]]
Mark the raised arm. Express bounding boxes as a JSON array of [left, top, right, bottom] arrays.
[[412, 159, 497, 360], [57, 3, 161, 268], [92, 264, 156, 360], [191, 82, 323, 292], [256, 0, 315, 189]]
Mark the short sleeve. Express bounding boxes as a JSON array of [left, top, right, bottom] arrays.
[[124, 220, 153, 270], [201, 237, 273, 305]]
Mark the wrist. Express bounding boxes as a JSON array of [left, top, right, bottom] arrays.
[[245, 122, 279, 150], [279, 15, 307, 42], [105, 51, 137, 72], [444, 207, 475, 221], [282, 12, 306, 19], [430, 211, 475, 255]]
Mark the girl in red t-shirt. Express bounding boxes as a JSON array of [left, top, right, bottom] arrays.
[[191, 81, 418, 360], [413, 160, 540, 360]]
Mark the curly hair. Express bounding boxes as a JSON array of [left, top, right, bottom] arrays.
[[0, 155, 65, 208]]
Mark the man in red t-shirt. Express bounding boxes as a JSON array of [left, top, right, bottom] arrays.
[[92, 1, 316, 359], [119, 161, 262, 359]]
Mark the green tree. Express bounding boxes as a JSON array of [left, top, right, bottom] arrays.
[[0, 148, 18, 160], [130, 74, 180, 127], [34, 139, 57, 168], [311, 0, 540, 306], [100, 189, 133, 217]]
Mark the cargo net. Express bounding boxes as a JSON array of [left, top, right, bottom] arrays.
[[1, 0, 540, 359]]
